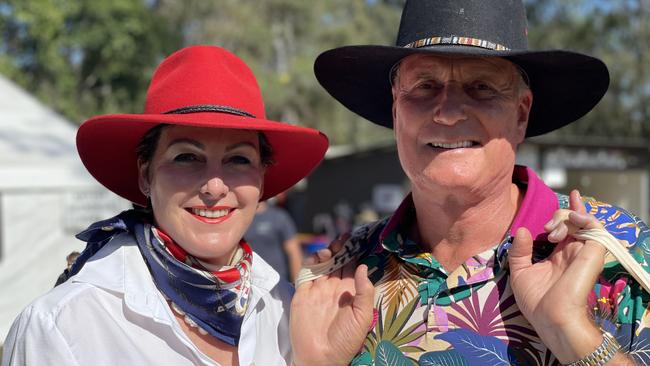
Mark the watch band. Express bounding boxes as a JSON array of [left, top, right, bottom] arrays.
[[566, 331, 621, 366]]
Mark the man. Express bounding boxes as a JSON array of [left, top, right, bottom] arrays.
[[291, 1, 649, 365], [245, 198, 302, 282]]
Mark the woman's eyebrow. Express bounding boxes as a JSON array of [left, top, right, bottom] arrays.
[[225, 141, 257, 152], [166, 138, 204, 150]]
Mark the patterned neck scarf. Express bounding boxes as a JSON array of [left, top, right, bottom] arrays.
[[133, 222, 253, 346]]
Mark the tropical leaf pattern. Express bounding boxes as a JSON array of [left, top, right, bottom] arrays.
[[374, 254, 420, 308], [348, 188, 650, 366]]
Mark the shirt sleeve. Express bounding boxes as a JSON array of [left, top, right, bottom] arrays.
[[600, 205, 650, 365], [1, 306, 80, 366], [278, 281, 295, 365], [626, 287, 650, 364], [582, 199, 650, 364]]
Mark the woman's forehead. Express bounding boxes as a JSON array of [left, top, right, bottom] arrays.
[[160, 125, 259, 145]]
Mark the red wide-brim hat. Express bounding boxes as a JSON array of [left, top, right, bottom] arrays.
[[77, 45, 328, 206]]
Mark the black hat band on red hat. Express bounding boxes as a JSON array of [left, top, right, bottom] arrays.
[[164, 105, 256, 118]]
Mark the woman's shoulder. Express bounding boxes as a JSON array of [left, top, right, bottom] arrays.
[[5, 279, 108, 348], [21, 274, 118, 318]]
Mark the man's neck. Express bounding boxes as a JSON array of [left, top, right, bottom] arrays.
[[410, 182, 523, 272]]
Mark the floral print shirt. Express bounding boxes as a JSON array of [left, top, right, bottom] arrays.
[[349, 166, 650, 366]]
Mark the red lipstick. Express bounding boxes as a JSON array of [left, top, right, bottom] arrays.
[[185, 206, 234, 224]]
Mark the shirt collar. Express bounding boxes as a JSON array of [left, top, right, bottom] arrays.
[[378, 165, 559, 275], [71, 232, 280, 323]]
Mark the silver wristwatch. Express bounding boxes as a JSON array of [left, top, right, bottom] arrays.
[[566, 331, 621, 366]]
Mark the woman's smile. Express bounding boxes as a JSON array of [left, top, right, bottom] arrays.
[[186, 206, 236, 223]]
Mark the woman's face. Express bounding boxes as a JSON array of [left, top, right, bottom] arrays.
[[138, 125, 264, 269]]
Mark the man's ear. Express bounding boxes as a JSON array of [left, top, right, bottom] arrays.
[[392, 85, 399, 135], [137, 160, 151, 197], [515, 90, 533, 143]]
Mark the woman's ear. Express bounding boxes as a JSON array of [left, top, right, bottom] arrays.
[[137, 160, 151, 197]]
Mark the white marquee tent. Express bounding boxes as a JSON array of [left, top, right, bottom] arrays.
[[0, 74, 128, 343]]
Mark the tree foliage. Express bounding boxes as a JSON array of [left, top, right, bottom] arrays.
[[1, 0, 648, 143], [525, 0, 650, 139], [156, 0, 403, 145], [0, 0, 181, 123]]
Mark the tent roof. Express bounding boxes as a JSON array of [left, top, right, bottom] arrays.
[[0, 74, 96, 189]]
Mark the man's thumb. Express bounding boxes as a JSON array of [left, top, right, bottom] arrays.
[[508, 227, 534, 272], [353, 265, 375, 315]]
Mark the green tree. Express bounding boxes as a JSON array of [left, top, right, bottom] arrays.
[[158, 0, 404, 146], [0, 0, 181, 123], [525, 0, 650, 139]]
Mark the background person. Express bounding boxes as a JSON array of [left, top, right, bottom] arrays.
[[2, 45, 327, 366], [291, 1, 649, 365], [245, 198, 302, 282]]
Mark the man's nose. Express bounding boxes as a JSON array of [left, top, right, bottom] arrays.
[[432, 83, 468, 126]]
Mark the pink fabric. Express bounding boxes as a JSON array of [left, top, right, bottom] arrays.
[[509, 166, 559, 241], [380, 165, 559, 243]]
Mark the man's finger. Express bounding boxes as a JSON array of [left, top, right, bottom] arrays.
[[568, 211, 604, 231], [569, 189, 587, 214], [508, 227, 534, 273], [330, 233, 350, 254], [352, 265, 375, 315], [316, 248, 333, 262]]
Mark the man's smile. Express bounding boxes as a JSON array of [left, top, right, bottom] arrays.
[[426, 140, 480, 149]]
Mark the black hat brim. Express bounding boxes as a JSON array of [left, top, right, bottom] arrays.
[[314, 45, 609, 137]]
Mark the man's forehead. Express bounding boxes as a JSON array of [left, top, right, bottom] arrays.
[[398, 53, 516, 76]]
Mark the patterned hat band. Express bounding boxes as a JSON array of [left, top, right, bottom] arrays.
[[403, 36, 510, 51], [164, 104, 256, 118], [391, 36, 530, 87]]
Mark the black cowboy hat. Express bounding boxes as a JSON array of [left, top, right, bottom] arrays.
[[314, 0, 609, 137]]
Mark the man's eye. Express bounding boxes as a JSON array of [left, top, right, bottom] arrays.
[[416, 81, 436, 90], [473, 82, 494, 91], [173, 153, 199, 162]]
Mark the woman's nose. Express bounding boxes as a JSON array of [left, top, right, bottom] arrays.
[[432, 83, 468, 126], [199, 173, 229, 199]]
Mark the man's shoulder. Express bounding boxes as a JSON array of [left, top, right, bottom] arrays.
[[557, 193, 650, 278], [344, 217, 390, 258], [351, 217, 389, 243]]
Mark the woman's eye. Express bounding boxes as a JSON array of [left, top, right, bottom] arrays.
[[173, 153, 199, 162], [229, 155, 252, 165]]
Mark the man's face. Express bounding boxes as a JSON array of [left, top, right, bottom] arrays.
[[392, 54, 532, 196]]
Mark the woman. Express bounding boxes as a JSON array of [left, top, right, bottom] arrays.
[[2, 45, 328, 366]]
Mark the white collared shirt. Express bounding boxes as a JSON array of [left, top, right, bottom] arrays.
[[2, 233, 293, 366]]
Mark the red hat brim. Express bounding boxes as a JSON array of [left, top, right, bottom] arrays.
[[77, 112, 328, 206]]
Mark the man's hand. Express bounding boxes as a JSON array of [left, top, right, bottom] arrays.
[[507, 190, 635, 364], [290, 263, 375, 366]]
